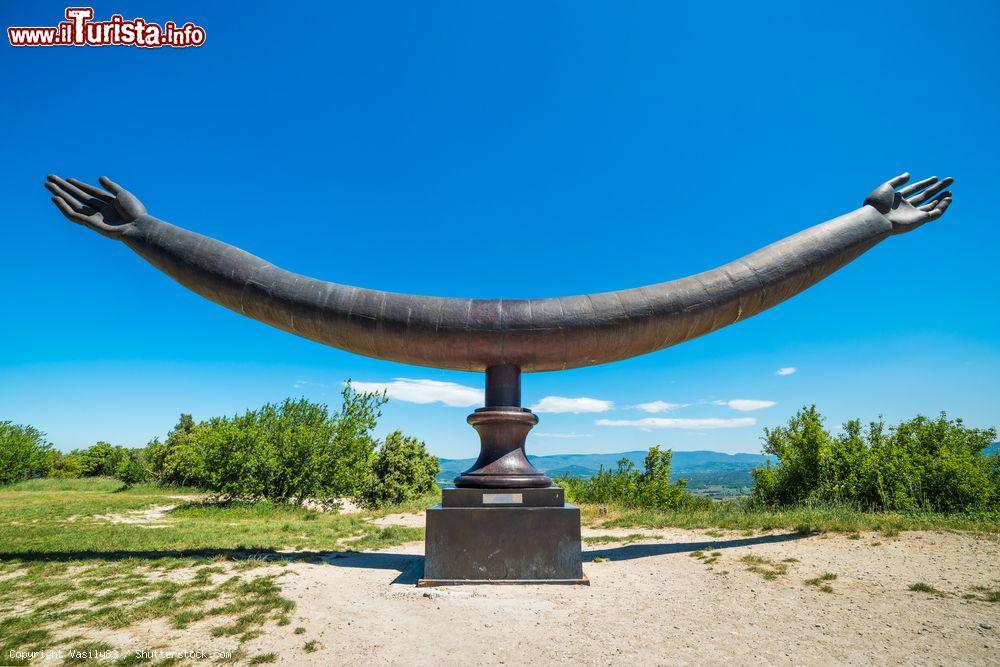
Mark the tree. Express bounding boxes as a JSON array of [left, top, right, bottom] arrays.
[[75, 441, 128, 477], [320, 384, 387, 496], [146, 414, 208, 487], [198, 385, 388, 504], [48, 451, 86, 478], [557, 446, 711, 510], [0, 421, 53, 485], [752, 407, 998, 511], [115, 449, 150, 488], [357, 430, 440, 508]]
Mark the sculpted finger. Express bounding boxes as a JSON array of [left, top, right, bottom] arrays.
[[919, 190, 952, 210], [67, 177, 114, 203], [49, 175, 105, 210], [908, 177, 953, 205], [887, 172, 910, 188], [926, 197, 951, 220], [51, 196, 92, 225], [45, 181, 92, 213], [98, 176, 124, 195], [898, 176, 936, 197]]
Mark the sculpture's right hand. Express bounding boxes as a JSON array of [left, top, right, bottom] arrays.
[[45, 175, 146, 240]]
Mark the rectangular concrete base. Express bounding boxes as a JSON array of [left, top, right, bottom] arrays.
[[419, 487, 587, 586]]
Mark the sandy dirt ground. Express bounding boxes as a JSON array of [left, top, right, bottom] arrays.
[[232, 518, 998, 667], [30, 514, 998, 666]]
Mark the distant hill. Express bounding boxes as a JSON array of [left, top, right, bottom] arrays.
[[437, 449, 776, 492], [986, 442, 999, 456]]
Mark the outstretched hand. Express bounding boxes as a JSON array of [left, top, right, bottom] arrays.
[[864, 172, 953, 234], [45, 175, 147, 239]]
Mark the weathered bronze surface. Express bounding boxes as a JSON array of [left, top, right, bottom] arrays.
[[45, 173, 954, 489]]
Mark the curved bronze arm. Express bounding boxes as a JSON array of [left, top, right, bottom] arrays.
[[45, 173, 953, 373]]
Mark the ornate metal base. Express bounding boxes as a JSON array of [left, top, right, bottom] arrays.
[[454, 364, 552, 489], [454, 407, 551, 488]]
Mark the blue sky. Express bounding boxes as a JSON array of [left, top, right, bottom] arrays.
[[1, 1, 998, 458]]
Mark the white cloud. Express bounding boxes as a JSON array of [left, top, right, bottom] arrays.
[[712, 399, 776, 412], [530, 396, 613, 414], [534, 432, 593, 439], [635, 400, 688, 413], [596, 417, 756, 431], [349, 378, 483, 407], [775, 367, 798, 376], [293, 380, 327, 389]]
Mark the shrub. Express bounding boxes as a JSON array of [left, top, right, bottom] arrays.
[[0, 421, 53, 485], [558, 445, 713, 510], [48, 451, 86, 478], [198, 385, 387, 504], [115, 449, 150, 488], [146, 414, 209, 487], [752, 407, 997, 512], [356, 430, 440, 509], [75, 441, 129, 477]]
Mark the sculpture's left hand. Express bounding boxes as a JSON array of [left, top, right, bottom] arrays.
[[45, 175, 146, 240], [864, 172, 953, 235]]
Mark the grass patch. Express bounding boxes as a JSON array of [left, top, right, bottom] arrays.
[[968, 586, 1000, 603], [579, 500, 1000, 534], [248, 653, 277, 665], [804, 572, 837, 593], [343, 524, 423, 550], [908, 582, 949, 597], [303, 640, 319, 653], [0, 481, 357, 660], [740, 554, 788, 580], [0, 479, 420, 558], [689, 549, 722, 566]]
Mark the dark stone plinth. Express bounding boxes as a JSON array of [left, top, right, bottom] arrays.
[[419, 487, 587, 586]]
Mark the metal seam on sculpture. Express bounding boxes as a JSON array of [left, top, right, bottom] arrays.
[[373, 291, 389, 359], [582, 293, 600, 364], [717, 264, 745, 324], [611, 290, 630, 363], [734, 259, 765, 321], [688, 274, 720, 339], [555, 297, 568, 370], [239, 263, 274, 316]]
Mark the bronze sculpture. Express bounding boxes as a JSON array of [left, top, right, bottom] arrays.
[[45, 172, 953, 583], [44, 172, 953, 489]]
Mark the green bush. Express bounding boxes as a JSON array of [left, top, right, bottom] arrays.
[[197, 385, 387, 505], [752, 407, 997, 512], [0, 421, 53, 485], [48, 451, 86, 479], [75, 441, 129, 477], [558, 445, 713, 510], [146, 414, 209, 487], [115, 449, 151, 488], [356, 430, 440, 509]]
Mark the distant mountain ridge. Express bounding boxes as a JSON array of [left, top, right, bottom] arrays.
[[440, 449, 774, 474], [437, 449, 776, 490], [438, 444, 999, 493]]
